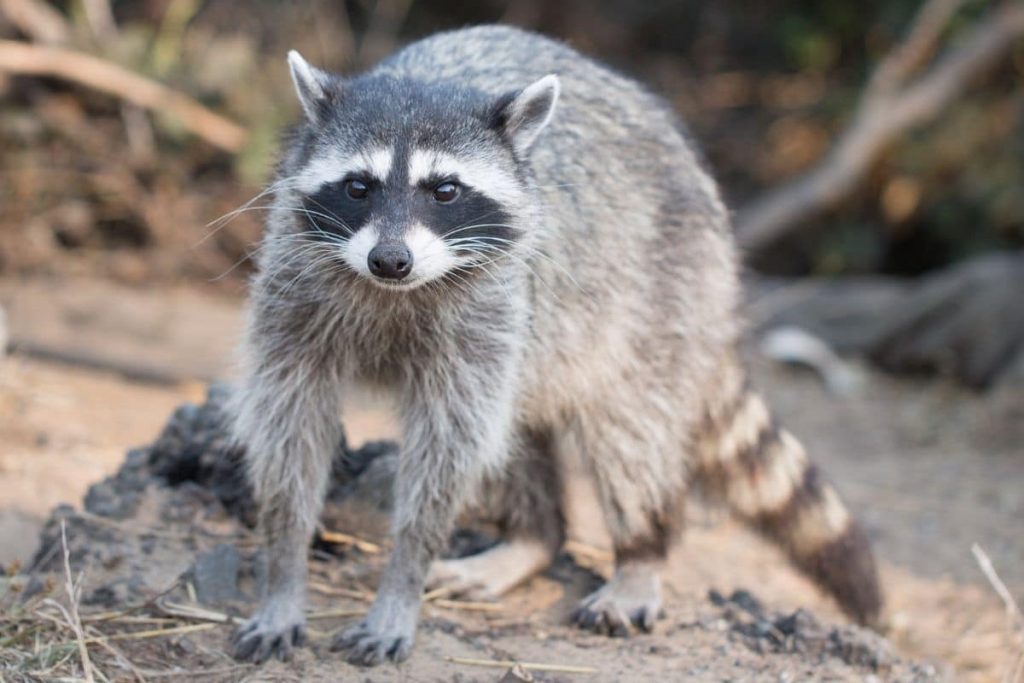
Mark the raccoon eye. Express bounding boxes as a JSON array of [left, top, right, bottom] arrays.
[[433, 181, 459, 203], [345, 179, 369, 200]]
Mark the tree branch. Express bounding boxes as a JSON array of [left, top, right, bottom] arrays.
[[735, 1, 1024, 251], [0, 0, 70, 44], [0, 39, 248, 153]]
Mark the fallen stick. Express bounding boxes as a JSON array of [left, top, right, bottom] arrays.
[[445, 656, 598, 674], [90, 622, 218, 642], [156, 600, 237, 624], [0, 39, 248, 152], [971, 543, 1023, 628], [306, 608, 365, 620], [308, 582, 374, 601], [431, 598, 503, 613], [971, 543, 1024, 683], [422, 586, 454, 602], [318, 527, 382, 554]]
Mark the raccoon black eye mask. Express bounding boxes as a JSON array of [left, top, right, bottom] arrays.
[[228, 25, 882, 668]]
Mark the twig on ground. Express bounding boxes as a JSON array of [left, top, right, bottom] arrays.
[[306, 608, 365, 620], [87, 622, 218, 642], [156, 600, 238, 624], [0, 40, 248, 152], [422, 586, 454, 602], [736, 0, 1024, 250], [971, 543, 1024, 683], [308, 581, 374, 601], [83, 615, 178, 625], [60, 519, 97, 683], [317, 527, 382, 554], [431, 598, 504, 613], [445, 656, 598, 674], [972, 544, 1024, 628]]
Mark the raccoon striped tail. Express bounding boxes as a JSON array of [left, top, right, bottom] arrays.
[[695, 384, 883, 627]]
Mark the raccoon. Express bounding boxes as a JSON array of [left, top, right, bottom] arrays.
[[228, 25, 882, 666]]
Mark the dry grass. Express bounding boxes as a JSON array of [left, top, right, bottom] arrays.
[[0, 522, 231, 682], [972, 544, 1024, 683]]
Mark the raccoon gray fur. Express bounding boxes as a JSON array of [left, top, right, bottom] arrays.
[[227, 25, 883, 666]]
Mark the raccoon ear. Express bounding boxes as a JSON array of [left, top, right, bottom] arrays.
[[287, 50, 339, 122], [492, 74, 560, 155]]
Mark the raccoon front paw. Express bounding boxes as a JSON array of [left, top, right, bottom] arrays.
[[331, 598, 417, 666], [571, 567, 663, 637], [230, 599, 306, 663]]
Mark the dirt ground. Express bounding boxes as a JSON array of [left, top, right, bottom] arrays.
[[1, 276, 1021, 681]]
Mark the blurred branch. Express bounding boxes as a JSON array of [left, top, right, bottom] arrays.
[[0, 0, 70, 44], [0, 39, 248, 152], [868, 0, 967, 94], [736, 0, 1024, 251], [80, 0, 116, 40]]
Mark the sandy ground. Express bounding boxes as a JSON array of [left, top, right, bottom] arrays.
[[1, 277, 1021, 681]]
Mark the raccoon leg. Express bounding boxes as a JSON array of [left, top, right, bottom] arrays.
[[427, 426, 564, 599], [228, 342, 343, 663], [569, 417, 687, 637], [333, 354, 520, 666], [694, 381, 883, 627]]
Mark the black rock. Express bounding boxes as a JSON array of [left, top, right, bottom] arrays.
[[191, 543, 243, 604]]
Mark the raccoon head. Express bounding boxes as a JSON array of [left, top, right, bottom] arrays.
[[278, 51, 559, 291]]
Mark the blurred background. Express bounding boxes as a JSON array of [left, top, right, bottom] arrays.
[[1, 0, 1023, 286], [0, 1, 1022, 680]]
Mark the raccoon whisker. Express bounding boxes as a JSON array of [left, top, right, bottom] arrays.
[[303, 195, 356, 235], [213, 232, 332, 282], [294, 207, 352, 232], [456, 245, 567, 304], [446, 236, 584, 293], [263, 248, 339, 288], [280, 204, 353, 234], [443, 208, 513, 236], [203, 203, 353, 236], [203, 176, 299, 229], [303, 215, 352, 245], [197, 178, 304, 247], [450, 256, 516, 307], [210, 248, 261, 282], [276, 247, 344, 299], [264, 235, 341, 266], [442, 223, 526, 240], [412, 248, 494, 300]]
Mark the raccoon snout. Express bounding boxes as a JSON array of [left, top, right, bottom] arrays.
[[368, 243, 413, 280]]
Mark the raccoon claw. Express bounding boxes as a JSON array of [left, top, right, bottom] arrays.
[[571, 573, 663, 637], [230, 612, 306, 663], [571, 601, 633, 637], [332, 619, 413, 666]]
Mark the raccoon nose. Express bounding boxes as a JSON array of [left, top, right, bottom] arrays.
[[368, 243, 413, 280]]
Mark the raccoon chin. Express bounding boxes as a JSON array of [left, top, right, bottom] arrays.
[[365, 275, 432, 292]]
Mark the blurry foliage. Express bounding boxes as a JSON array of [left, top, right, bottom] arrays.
[[0, 0, 1020, 285]]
